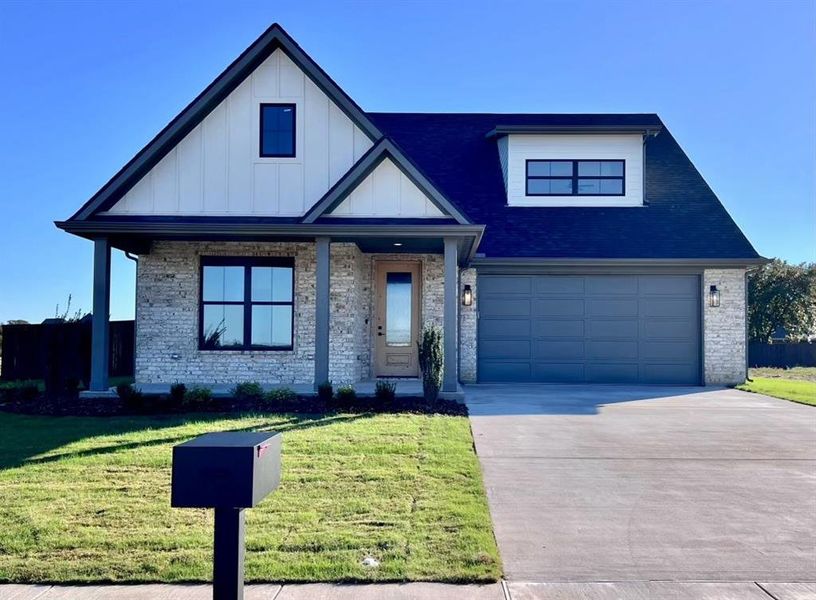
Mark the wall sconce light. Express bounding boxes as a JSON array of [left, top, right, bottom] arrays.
[[709, 285, 720, 308], [462, 284, 473, 306]]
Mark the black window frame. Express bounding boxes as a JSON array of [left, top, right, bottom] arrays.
[[525, 159, 626, 197], [259, 103, 296, 158], [199, 256, 295, 352]]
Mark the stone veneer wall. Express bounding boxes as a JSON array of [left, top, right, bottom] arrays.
[[135, 242, 451, 385], [703, 268, 747, 385], [459, 268, 477, 383]]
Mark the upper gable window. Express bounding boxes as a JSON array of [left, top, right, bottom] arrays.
[[260, 104, 296, 157], [526, 160, 625, 196]]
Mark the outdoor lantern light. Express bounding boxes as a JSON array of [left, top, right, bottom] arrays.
[[462, 284, 473, 306], [709, 285, 721, 307]]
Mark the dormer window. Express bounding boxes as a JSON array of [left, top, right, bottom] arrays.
[[526, 159, 625, 196], [260, 103, 296, 157]]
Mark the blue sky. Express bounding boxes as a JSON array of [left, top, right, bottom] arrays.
[[0, 0, 814, 323]]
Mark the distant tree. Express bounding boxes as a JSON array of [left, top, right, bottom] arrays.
[[54, 294, 87, 322], [748, 260, 816, 342]]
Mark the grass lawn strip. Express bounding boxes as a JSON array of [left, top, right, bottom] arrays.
[[0, 412, 500, 583], [737, 377, 816, 406]]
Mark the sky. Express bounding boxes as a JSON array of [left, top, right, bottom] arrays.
[[0, 0, 814, 323]]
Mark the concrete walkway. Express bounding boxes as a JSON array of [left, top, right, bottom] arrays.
[[466, 385, 816, 583], [3, 581, 816, 599]]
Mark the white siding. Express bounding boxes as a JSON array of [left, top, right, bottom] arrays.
[[506, 134, 644, 207], [327, 158, 446, 218], [105, 49, 373, 216]]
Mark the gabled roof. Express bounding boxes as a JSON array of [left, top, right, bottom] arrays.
[[301, 138, 470, 224], [368, 113, 762, 261], [68, 23, 382, 221]]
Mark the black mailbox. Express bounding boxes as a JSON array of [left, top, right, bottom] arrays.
[[171, 431, 281, 600], [171, 431, 281, 509]]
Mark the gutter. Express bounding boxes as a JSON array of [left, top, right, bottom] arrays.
[[471, 256, 771, 269]]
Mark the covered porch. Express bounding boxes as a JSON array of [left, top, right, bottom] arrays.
[[71, 221, 482, 397]]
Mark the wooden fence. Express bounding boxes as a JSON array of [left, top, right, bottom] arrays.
[[0, 320, 134, 382], [748, 342, 816, 368]]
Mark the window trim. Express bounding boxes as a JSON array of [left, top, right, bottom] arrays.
[[199, 256, 295, 352], [259, 103, 296, 158], [525, 159, 626, 197]]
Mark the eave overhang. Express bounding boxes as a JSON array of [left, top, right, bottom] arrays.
[[472, 256, 769, 272], [485, 124, 663, 139]]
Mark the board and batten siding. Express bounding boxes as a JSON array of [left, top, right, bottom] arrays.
[[326, 158, 445, 218], [505, 133, 644, 207], [104, 49, 373, 217]]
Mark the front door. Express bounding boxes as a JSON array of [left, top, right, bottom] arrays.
[[374, 261, 421, 377]]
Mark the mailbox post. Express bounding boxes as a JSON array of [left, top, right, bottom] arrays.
[[171, 431, 281, 600]]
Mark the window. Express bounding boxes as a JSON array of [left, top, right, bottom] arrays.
[[259, 104, 295, 157], [526, 160, 625, 196], [200, 257, 294, 351]]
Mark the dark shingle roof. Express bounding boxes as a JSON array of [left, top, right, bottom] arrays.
[[368, 112, 760, 260]]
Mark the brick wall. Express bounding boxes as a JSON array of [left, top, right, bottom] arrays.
[[459, 268, 477, 383], [703, 268, 747, 385]]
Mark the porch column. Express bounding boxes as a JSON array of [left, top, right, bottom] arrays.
[[442, 237, 458, 393], [314, 237, 331, 389], [90, 238, 111, 391]]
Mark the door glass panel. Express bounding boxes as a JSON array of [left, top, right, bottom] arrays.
[[386, 272, 412, 346]]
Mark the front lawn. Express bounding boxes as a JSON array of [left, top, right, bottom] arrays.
[[737, 376, 816, 406], [0, 411, 500, 583]]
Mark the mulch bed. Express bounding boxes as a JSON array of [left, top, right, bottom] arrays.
[[0, 393, 468, 418]]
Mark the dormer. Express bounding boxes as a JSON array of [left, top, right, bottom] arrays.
[[489, 123, 661, 208]]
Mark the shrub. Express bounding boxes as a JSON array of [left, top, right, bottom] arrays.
[[317, 380, 333, 403], [185, 386, 213, 409], [169, 382, 187, 407], [116, 383, 146, 412], [417, 324, 444, 402], [333, 384, 357, 411], [232, 381, 264, 402], [263, 387, 297, 410], [0, 380, 41, 403], [375, 379, 397, 404]]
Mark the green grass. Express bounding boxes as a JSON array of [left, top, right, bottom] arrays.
[[737, 377, 816, 406], [748, 367, 816, 382], [0, 411, 500, 583]]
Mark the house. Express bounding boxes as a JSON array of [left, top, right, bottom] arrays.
[[57, 24, 764, 393]]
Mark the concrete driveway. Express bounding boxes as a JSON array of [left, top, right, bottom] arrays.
[[466, 385, 816, 583]]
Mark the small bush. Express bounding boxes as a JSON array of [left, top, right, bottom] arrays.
[[0, 380, 41, 403], [116, 383, 146, 413], [169, 382, 187, 407], [417, 325, 444, 402], [374, 379, 397, 404], [185, 386, 213, 409], [263, 387, 298, 411], [317, 380, 333, 403], [232, 381, 264, 402], [333, 384, 357, 411]]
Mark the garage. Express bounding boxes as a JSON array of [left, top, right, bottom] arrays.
[[477, 274, 701, 384]]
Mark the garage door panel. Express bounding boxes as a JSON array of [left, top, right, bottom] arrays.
[[586, 275, 638, 295], [587, 298, 638, 317], [481, 298, 531, 318], [588, 340, 638, 360], [532, 319, 584, 338], [588, 318, 638, 339], [532, 363, 585, 382], [478, 361, 531, 380], [587, 363, 640, 383], [533, 298, 585, 317], [642, 298, 698, 318], [534, 276, 585, 295], [533, 340, 585, 360], [480, 276, 531, 295], [480, 339, 530, 359], [477, 274, 700, 384], [480, 318, 531, 338]]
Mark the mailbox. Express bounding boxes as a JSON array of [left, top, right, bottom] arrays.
[[171, 431, 281, 600], [171, 431, 281, 508]]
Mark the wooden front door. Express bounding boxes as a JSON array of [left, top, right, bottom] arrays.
[[374, 261, 421, 377]]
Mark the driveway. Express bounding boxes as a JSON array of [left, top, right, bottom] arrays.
[[466, 385, 816, 583]]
